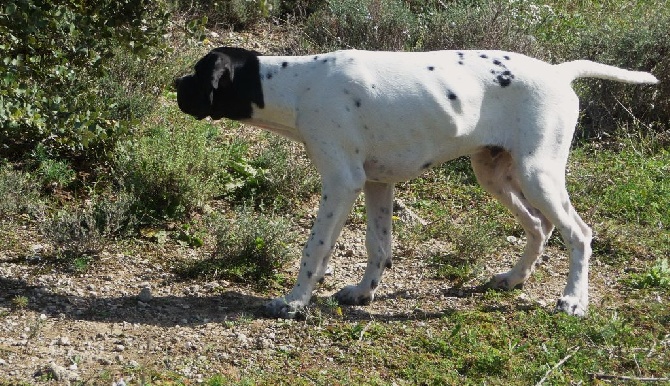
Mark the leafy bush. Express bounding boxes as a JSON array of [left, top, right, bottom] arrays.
[[0, 0, 171, 162], [41, 193, 138, 269], [305, 0, 419, 51], [238, 135, 320, 210], [0, 163, 44, 219], [114, 111, 253, 221], [176, 208, 295, 286]]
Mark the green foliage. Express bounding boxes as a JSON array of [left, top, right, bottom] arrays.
[[238, 135, 320, 210], [40, 193, 138, 270], [625, 259, 670, 290], [0, 163, 44, 219], [0, 0, 171, 161], [557, 2, 670, 138], [176, 208, 294, 286], [114, 111, 253, 221], [32, 144, 76, 190], [305, 0, 419, 51]]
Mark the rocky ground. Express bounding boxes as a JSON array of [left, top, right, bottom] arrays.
[[0, 206, 617, 385]]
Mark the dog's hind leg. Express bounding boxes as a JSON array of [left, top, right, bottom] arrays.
[[514, 157, 592, 316], [471, 147, 554, 291], [334, 181, 394, 305], [264, 167, 365, 319]]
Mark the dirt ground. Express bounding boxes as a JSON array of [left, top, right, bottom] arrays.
[[1, 207, 618, 385]]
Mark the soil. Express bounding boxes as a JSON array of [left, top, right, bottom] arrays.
[[0, 207, 615, 385]]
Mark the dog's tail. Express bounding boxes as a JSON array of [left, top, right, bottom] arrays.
[[556, 60, 659, 84]]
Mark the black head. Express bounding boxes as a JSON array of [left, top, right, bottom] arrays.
[[175, 47, 265, 120]]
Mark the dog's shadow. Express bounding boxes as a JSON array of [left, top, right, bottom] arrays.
[[0, 276, 268, 327], [1, 277, 542, 326]]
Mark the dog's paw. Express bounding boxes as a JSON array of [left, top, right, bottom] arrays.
[[487, 272, 524, 291], [555, 296, 587, 317], [263, 297, 305, 319], [334, 285, 374, 306]]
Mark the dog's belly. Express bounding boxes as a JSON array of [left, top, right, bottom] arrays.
[[362, 138, 476, 183]]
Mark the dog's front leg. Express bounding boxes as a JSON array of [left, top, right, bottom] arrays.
[[264, 173, 364, 319], [335, 181, 394, 306]]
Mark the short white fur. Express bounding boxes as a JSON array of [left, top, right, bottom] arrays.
[[239, 49, 657, 319]]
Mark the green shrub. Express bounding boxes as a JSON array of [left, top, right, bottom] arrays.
[[418, 1, 544, 56], [305, 0, 419, 51], [41, 193, 138, 270], [0, 0, 171, 162], [571, 10, 669, 138], [176, 208, 294, 286], [0, 163, 44, 219], [114, 112, 253, 221], [238, 135, 320, 210]]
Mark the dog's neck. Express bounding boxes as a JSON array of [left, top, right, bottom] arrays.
[[242, 56, 308, 142]]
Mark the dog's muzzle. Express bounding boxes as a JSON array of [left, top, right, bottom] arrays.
[[175, 75, 209, 120]]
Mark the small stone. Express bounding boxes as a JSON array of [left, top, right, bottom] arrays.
[[506, 235, 518, 244], [113, 378, 127, 386], [236, 333, 248, 343], [58, 336, 71, 346], [114, 344, 125, 352], [138, 287, 152, 302], [39, 363, 79, 381]]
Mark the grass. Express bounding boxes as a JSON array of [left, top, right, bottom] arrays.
[[184, 304, 668, 385]]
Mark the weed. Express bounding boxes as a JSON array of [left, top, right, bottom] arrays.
[[0, 163, 44, 219], [40, 193, 137, 270], [175, 208, 295, 287], [625, 258, 670, 290], [11, 295, 29, 309], [239, 134, 320, 210], [115, 107, 253, 221], [32, 144, 76, 190]]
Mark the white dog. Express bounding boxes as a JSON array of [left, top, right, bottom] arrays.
[[176, 47, 658, 319]]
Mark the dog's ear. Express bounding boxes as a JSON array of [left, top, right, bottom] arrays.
[[194, 52, 232, 91], [208, 47, 265, 120], [210, 56, 234, 91]]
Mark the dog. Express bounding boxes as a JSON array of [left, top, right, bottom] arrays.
[[175, 47, 658, 319]]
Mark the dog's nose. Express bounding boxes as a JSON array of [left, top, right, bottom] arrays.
[[173, 77, 182, 91]]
